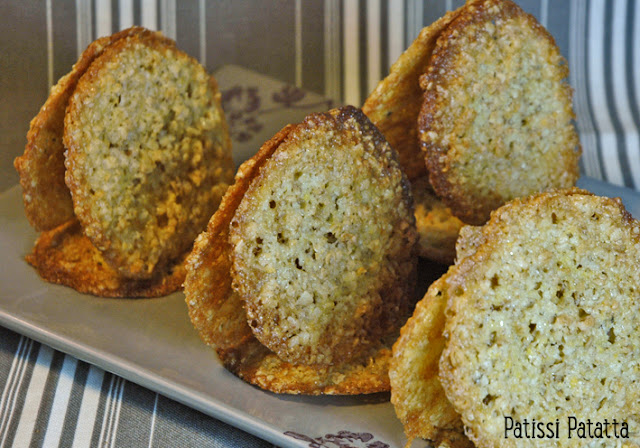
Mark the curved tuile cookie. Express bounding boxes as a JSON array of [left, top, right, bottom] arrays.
[[26, 219, 185, 297], [390, 277, 473, 448], [412, 176, 464, 264], [64, 29, 234, 280], [14, 27, 148, 232], [184, 125, 293, 360], [419, 0, 580, 225], [390, 223, 483, 448], [362, 9, 460, 181], [230, 106, 417, 366], [184, 122, 399, 394], [439, 188, 640, 447]]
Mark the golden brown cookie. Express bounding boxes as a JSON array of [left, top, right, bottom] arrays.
[[64, 29, 234, 280], [226, 335, 394, 395], [390, 277, 473, 448], [413, 176, 464, 264], [14, 27, 147, 232], [363, 9, 460, 180], [184, 115, 409, 394], [419, 0, 580, 225], [26, 219, 185, 297], [230, 106, 417, 366], [439, 189, 640, 447], [185, 126, 292, 361]]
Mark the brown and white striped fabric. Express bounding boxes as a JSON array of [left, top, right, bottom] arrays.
[[1, 1, 639, 447]]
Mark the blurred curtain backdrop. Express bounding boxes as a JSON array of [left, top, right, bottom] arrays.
[[2, 0, 639, 189]]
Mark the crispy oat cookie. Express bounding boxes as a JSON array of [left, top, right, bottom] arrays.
[[363, 9, 459, 181], [419, 0, 580, 225], [390, 222, 481, 448], [439, 189, 640, 447], [390, 278, 473, 448], [184, 119, 404, 394], [225, 334, 394, 395], [230, 106, 417, 366], [184, 126, 292, 359], [26, 219, 185, 297], [64, 29, 234, 279], [14, 27, 147, 231]]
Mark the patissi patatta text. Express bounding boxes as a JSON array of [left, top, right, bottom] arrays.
[[504, 416, 629, 440]]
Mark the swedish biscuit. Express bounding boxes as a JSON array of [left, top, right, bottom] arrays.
[[419, 0, 580, 225], [185, 106, 418, 393], [363, 9, 459, 181], [63, 29, 234, 280], [439, 189, 640, 447], [14, 27, 147, 231], [230, 106, 417, 366]]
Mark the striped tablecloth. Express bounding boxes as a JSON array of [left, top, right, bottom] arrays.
[[0, 326, 275, 448]]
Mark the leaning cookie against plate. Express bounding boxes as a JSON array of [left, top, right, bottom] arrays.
[[26, 219, 187, 298], [392, 188, 640, 447], [389, 227, 484, 448], [18, 27, 235, 297], [184, 106, 418, 394], [362, 7, 465, 265], [362, 7, 460, 181]]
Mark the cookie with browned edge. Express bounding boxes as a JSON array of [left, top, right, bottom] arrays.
[[419, 0, 580, 225], [26, 219, 185, 298], [230, 106, 417, 366], [64, 29, 234, 280], [440, 189, 640, 447], [185, 106, 418, 393], [390, 277, 473, 448], [363, 9, 460, 181], [390, 222, 484, 448], [14, 27, 147, 231]]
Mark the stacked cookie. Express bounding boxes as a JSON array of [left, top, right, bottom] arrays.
[[364, 0, 580, 261], [391, 189, 640, 447], [15, 27, 234, 296], [184, 106, 418, 394]]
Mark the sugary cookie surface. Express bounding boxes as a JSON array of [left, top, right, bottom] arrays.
[[390, 277, 473, 448], [64, 30, 234, 279], [439, 189, 640, 447], [27, 219, 186, 297], [363, 9, 459, 181], [419, 0, 580, 225], [230, 106, 417, 366], [14, 27, 148, 231], [184, 117, 409, 394]]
